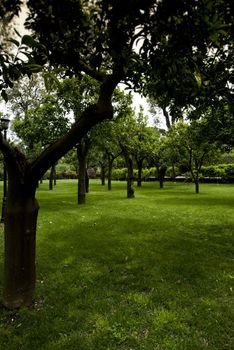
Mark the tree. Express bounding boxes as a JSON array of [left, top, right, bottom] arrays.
[[138, 0, 234, 149], [130, 108, 158, 187], [57, 75, 100, 204], [7, 76, 70, 190], [0, 0, 232, 309], [170, 120, 218, 193], [148, 133, 169, 189], [91, 90, 133, 191]]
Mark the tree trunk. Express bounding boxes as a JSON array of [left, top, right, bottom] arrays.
[[49, 164, 56, 190], [85, 169, 89, 193], [77, 148, 87, 205], [126, 155, 135, 198], [107, 158, 114, 191], [0, 72, 120, 309], [53, 166, 57, 187], [137, 159, 143, 187], [159, 177, 164, 189], [195, 178, 199, 194], [100, 164, 105, 186], [158, 165, 167, 189], [3, 185, 39, 309]]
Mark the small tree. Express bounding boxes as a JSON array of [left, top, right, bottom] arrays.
[[170, 120, 218, 193]]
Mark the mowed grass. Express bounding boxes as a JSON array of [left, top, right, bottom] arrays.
[[0, 180, 234, 350]]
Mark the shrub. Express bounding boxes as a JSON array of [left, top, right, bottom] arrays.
[[112, 168, 128, 180]]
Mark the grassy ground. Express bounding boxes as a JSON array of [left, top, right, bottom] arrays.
[[0, 180, 233, 350]]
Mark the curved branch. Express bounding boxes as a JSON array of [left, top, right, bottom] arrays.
[[29, 73, 122, 182], [0, 134, 29, 180], [76, 60, 106, 82]]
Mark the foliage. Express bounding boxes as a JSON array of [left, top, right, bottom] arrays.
[[12, 93, 70, 158], [141, 0, 234, 116], [57, 74, 100, 120], [201, 164, 234, 181], [0, 0, 233, 310], [168, 120, 219, 186], [111, 167, 158, 180]]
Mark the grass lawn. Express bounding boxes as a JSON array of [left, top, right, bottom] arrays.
[[0, 180, 234, 350]]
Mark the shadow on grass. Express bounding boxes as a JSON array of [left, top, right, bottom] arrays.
[[22, 214, 233, 350], [1, 181, 234, 349]]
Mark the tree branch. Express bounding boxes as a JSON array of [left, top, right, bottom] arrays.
[[29, 73, 122, 182], [76, 60, 107, 82], [0, 134, 30, 181]]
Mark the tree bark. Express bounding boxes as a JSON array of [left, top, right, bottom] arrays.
[[100, 164, 105, 186], [137, 159, 143, 187], [3, 184, 38, 309], [49, 164, 56, 190], [53, 166, 57, 186], [126, 155, 134, 198], [0, 70, 121, 309], [158, 165, 167, 189], [107, 157, 114, 191], [195, 178, 199, 194], [77, 144, 87, 205], [85, 169, 89, 193]]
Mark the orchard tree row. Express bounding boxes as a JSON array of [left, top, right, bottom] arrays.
[[5, 72, 229, 198], [0, 0, 233, 309]]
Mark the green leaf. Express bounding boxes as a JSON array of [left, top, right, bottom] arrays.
[[7, 38, 20, 47], [14, 28, 21, 38], [1, 90, 8, 102], [21, 35, 39, 48], [24, 63, 42, 73]]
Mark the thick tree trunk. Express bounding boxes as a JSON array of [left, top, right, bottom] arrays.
[[85, 169, 89, 193], [53, 166, 57, 187], [0, 72, 121, 310], [3, 186, 39, 309]]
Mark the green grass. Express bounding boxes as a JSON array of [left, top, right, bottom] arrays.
[[0, 180, 234, 350]]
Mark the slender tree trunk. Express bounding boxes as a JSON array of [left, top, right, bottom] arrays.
[[126, 155, 134, 198], [107, 158, 114, 191], [137, 159, 143, 187], [158, 165, 167, 189], [100, 164, 105, 186], [194, 177, 199, 194], [3, 184, 39, 309], [159, 177, 164, 189], [77, 152, 87, 204], [49, 164, 56, 190]]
